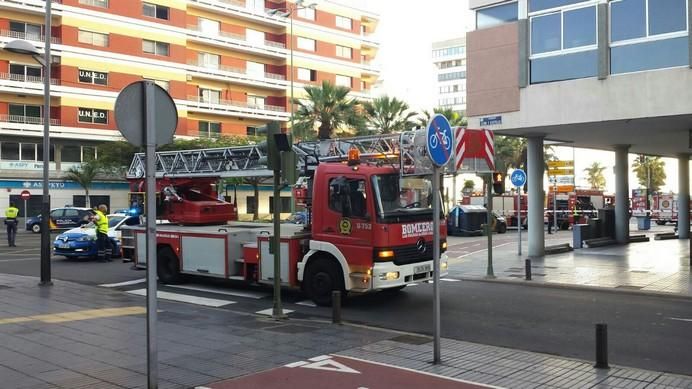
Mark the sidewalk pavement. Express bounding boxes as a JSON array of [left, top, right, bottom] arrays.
[[2, 273, 692, 388], [447, 228, 692, 298]]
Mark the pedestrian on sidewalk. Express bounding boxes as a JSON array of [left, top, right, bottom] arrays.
[[4, 202, 19, 247], [546, 210, 553, 234], [91, 204, 112, 262]]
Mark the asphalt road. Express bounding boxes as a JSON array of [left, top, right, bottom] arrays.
[[2, 230, 692, 376]]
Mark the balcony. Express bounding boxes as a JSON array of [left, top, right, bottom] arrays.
[[186, 24, 286, 58], [185, 95, 289, 121], [0, 29, 61, 44], [186, 0, 285, 28], [0, 114, 60, 125], [186, 59, 286, 89], [0, 72, 60, 86]]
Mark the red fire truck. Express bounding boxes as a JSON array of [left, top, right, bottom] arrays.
[[631, 191, 692, 225], [547, 189, 607, 229], [123, 133, 448, 305]]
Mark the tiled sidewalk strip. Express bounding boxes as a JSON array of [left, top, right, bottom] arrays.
[[339, 338, 692, 389]]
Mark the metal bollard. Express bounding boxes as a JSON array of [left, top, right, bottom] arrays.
[[525, 259, 532, 280], [332, 290, 342, 324], [594, 323, 610, 369]]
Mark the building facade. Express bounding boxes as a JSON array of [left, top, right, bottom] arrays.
[[0, 0, 379, 217], [432, 36, 466, 115], [466, 0, 692, 256]]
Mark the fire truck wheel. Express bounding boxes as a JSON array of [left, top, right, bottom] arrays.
[[655, 220, 667, 226], [304, 259, 344, 307], [157, 246, 182, 284]]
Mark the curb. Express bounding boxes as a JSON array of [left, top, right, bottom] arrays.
[[455, 275, 692, 301]]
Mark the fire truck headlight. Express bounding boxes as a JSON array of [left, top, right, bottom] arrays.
[[442, 241, 447, 251], [441, 261, 448, 271], [376, 249, 395, 260], [379, 271, 399, 281]]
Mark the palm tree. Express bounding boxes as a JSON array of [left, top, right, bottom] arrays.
[[63, 162, 98, 208], [417, 107, 467, 128], [632, 155, 666, 192], [583, 162, 606, 190], [364, 95, 416, 134], [292, 80, 365, 140]]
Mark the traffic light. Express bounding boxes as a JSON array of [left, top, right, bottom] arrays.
[[492, 172, 504, 194], [281, 134, 298, 185], [258, 121, 282, 170]]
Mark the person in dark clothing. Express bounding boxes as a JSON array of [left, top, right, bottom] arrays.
[[5, 202, 19, 247], [546, 210, 553, 234]]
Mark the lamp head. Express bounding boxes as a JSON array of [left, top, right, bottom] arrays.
[[307, 3, 317, 8], [4, 40, 41, 56]]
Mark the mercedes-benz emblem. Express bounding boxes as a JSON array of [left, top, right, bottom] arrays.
[[416, 238, 426, 254]]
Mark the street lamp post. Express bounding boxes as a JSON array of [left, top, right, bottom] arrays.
[[3, 1, 52, 286], [267, 0, 317, 131]]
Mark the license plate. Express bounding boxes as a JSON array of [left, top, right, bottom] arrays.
[[58, 244, 70, 249], [414, 264, 431, 274]]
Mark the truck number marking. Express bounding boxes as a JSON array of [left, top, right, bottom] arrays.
[[356, 223, 372, 230]]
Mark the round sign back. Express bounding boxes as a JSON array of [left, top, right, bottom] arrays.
[[114, 81, 177, 147]]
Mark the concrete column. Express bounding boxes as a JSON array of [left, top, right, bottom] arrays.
[[527, 135, 544, 257], [614, 145, 630, 244], [597, 2, 610, 80], [678, 154, 690, 239]]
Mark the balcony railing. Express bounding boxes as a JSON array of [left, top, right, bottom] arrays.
[[0, 30, 61, 44], [186, 25, 286, 50], [0, 72, 60, 85], [187, 60, 286, 81], [218, 0, 246, 7], [187, 95, 286, 112], [0, 115, 60, 126]]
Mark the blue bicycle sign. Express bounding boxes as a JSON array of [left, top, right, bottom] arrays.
[[511, 169, 526, 187], [425, 114, 453, 167]]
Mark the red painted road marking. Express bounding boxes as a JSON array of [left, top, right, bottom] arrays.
[[202, 355, 502, 389]]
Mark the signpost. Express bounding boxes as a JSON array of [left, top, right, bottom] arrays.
[[426, 114, 453, 365], [510, 169, 526, 255], [20, 190, 30, 221], [115, 81, 177, 389], [547, 160, 574, 233]]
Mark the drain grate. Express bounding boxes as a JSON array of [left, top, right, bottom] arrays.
[[391, 334, 432, 345]]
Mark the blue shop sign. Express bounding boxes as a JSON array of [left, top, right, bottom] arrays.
[[480, 116, 502, 126]]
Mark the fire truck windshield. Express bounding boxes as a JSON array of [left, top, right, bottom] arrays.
[[372, 174, 433, 219]]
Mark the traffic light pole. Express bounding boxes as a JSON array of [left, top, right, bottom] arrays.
[[486, 174, 494, 278]]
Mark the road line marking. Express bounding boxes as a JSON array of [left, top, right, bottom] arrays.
[[285, 361, 308, 368], [99, 278, 146, 288], [255, 308, 294, 316], [167, 284, 269, 299], [126, 289, 235, 307], [0, 307, 146, 325], [456, 242, 513, 259], [668, 317, 692, 322], [295, 300, 317, 307], [440, 278, 460, 282]]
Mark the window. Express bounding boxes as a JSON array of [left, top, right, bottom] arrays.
[[78, 69, 108, 85], [199, 18, 220, 34], [336, 45, 352, 59], [246, 126, 259, 136], [82, 146, 97, 162], [297, 37, 316, 51], [198, 52, 220, 69], [79, 0, 108, 7], [246, 29, 265, 45], [432, 46, 465, 58], [78, 108, 108, 124], [36, 144, 55, 162], [199, 121, 221, 138], [335, 15, 352, 30], [142, 2, 169, 20], [269, 196, 292, 213], [199, 88, 220, 104], [246, 196, 257, 214], [9, 64, 42, 82], [529, 0, 585, 12], [530, 4, 596, 54], [144, 78, 169, 91], [476, 2, 518, 29], [437, 71, 466, 81], [328, 178, 367, 218], [9, 21, 41, 40], [143, 39, 170, 56], [247, 0, 264, 12], [335, 75, 351, 87], [247, 95, 265, 109], [78, 30, 109, 47], [61, 145, 82, 163], [20, 144, 35, 161], [297, 7, 315, 20], [9, 104, 41, 123], [246, 61, 265, 78], [437, 59, 465, 69], [439, 84, 463, 94], [297, 67, 316, 81], [1, 143, 19, 160]]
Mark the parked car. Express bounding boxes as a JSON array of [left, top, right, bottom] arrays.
[[284, 211, 307, 225], [53, 214, 141, 259], [494, 212, 508, 234], [26, 207, 94, 233]]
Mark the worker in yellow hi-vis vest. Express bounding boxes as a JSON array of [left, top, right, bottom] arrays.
[[4, 202, 19, 247], [91, 204, 112, 262]]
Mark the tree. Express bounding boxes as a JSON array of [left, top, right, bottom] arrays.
[[462, 179, 475, 195], [492, 135, 556, 188], [416, 107, 467, 128], [364, 95, 416, 134], [292, 80, 366, 140], [583, 162, 606, 190], [63, 162, 98, 208], [632, 155, 666, 192], [91, 141, 140, 177]]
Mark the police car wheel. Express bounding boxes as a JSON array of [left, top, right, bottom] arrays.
[[31, 224, 41, 233]]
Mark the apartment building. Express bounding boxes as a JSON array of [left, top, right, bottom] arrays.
[[0, 0, 379, 217], [466, 0, 692, 256], [432, 36, 466, 115]]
